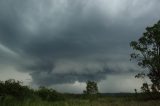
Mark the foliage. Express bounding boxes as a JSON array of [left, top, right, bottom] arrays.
[[84, 81, 98, 94], [0, 79, 64, 102], [36, 86, 64, 101], [141, 83, 150, 93], [130, 20, 160, 93], [1, 95, 160, 106], [0, 79, 33, 100], [1, 79, 160, 106]]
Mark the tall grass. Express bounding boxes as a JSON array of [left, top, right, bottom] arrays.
[[1, 96, 160, 106]]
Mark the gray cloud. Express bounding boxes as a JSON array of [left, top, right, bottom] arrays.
[[0, 0, 160, 87]]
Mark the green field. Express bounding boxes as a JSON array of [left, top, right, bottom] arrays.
[[1, 95, 160, 106]]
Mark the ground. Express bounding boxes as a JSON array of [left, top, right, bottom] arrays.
[[1, 96, 160, 106]]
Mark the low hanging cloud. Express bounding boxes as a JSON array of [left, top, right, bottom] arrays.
[[0, 0, 160, 86], [26, 60, 135, 85]]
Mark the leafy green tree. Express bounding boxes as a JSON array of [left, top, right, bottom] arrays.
[[130, 20, 160, 92], [86, 81, 98, 94]]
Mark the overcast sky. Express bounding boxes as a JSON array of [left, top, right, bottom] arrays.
[[0, 0, 160, 93]]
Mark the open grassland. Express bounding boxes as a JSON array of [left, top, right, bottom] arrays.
[[1, 96, 160, 106]]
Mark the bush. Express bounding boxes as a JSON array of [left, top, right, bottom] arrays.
[[36, 86, 65, 101], [0, 79, 35, 101]]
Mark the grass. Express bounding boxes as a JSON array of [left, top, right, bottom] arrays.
[[1, 79, 160, 106], [1, 96, 160, 106]]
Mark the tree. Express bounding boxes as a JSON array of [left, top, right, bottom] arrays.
[[85, 81, 98, 94], [130, 20, 160, 92]]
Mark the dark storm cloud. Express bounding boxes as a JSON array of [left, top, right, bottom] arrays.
[[31, 68, 110, 86], [0, 0, 160, 85]]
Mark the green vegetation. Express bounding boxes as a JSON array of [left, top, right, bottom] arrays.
[[1, 93, 160, 106], [83, 81, 98, 94], [130, 20, 160, 92], [0, 79, 64, 102], [1, 79, 160, 106]]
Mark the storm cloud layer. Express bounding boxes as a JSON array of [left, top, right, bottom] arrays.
[[0, 0, 160, 89]]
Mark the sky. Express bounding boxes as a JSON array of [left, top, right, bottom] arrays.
[[0, 0, 160, 93]]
